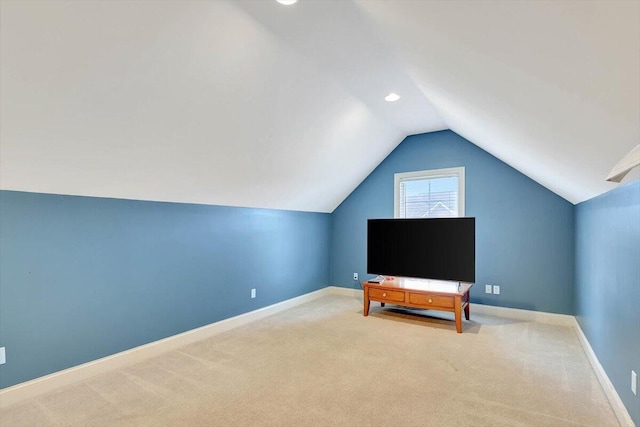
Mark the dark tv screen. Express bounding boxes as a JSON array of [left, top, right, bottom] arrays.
[[367, 217, 475, 283]]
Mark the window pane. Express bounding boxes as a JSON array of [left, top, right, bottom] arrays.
[[402, 176, 458, 218]]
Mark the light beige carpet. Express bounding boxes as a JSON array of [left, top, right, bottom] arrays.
[[0, 294, 619, 426]]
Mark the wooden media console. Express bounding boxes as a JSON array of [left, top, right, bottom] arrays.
[[363, 278, 473, 333]]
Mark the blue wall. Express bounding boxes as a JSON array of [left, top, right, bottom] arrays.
[[330, 130, 575, 314], [0, 190, 330, 389], [575, 180, 640, 425], [0, 130, 636, 423]]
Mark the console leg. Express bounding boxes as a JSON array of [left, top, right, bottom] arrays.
[[363, 287, 370, 316], [454, 296, 462, 333]]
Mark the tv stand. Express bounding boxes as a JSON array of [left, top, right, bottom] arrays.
[[363, 278, 473, 333]]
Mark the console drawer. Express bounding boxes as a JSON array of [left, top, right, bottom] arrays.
[[369, 288, 405, 303], [408, 293, 454, 309]]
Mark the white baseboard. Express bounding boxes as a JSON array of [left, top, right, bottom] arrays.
[[335, 287, 633, 426], [1, 285, 634, 427], [572, 319, 635, 427], [451, 303, 633, 426], [471, 303, 576, 327], [0, 287, 332, 409], [327, 285, 363, 298]]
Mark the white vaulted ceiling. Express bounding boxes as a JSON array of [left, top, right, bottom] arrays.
[[1, 0, 638, 212]]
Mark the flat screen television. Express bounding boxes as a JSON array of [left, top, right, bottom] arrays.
[[367, 217, 475, 283]]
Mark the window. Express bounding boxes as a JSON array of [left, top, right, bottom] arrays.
[[394, 167, 465, 218]]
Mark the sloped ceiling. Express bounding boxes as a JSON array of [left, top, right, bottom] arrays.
[[1, 0, 638, 212]]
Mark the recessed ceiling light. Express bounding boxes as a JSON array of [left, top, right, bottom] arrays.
[[385, 93, 401, 102], [277, 0, 298, 5]]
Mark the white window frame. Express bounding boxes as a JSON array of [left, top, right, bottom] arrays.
[[394, 167, 465, 218]]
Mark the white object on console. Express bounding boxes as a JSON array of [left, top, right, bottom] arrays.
[[402, 278, 461, 293]]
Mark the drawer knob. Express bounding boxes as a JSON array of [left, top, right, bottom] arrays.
[[428, 298, 433, 303], [383, 293, 387, 297]]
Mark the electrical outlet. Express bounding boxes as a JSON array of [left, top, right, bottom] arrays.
[[493, 285, 501, 295], [353, 272, 358, 281], [0, 347, 5, 365], [251, 288, 256, 299], [632, 370, 637, 395], [485, 285, 492, 294]]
